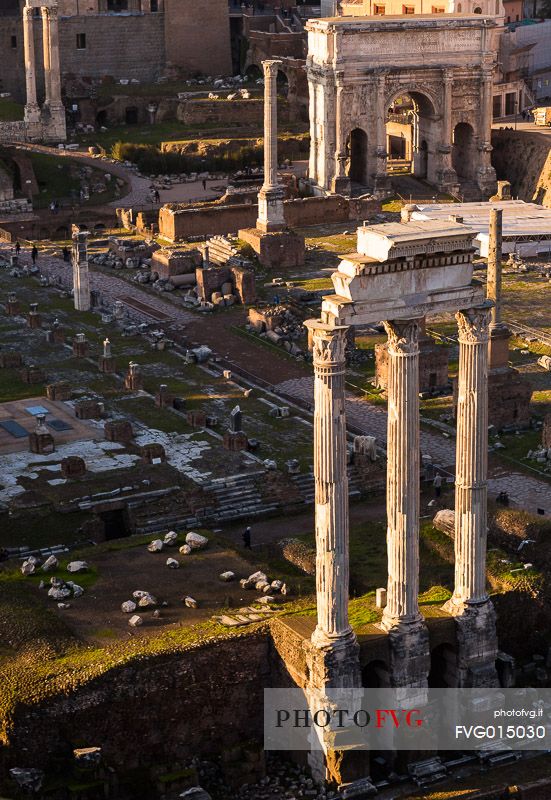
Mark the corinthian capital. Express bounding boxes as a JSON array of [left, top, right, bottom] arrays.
[[263, 60, 283, 79], [307, 321, 348, 368], [383, 318, 421, 356], [456, 305, 492, 344]]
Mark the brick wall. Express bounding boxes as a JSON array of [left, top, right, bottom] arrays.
[[159, 195, 381, 242], [164, 0, 231, 77]]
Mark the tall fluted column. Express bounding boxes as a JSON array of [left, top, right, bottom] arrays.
[[257, 59, 285, 232], [475, 67, 497, 195], [41, 7, 52, 108], [444, 303, 498, 686], [373, 72, 389, 196], [480, 68, 493, 150], [306, 320, 353, 649], [381, 318, 422, 629], [332, 75, 350, 195], [487, 208, 502, 329], [47, 5, 63, 108], [23, 5, 40, 122], [72, 225, 91, 311], [449, 304, 492, 607]]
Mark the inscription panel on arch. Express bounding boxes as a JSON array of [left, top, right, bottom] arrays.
[[339, 28, 483, 60]]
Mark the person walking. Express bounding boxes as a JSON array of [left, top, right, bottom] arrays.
[[433, 473, 443, 498], [14, 241, 21, 256], [31, 244, 38, 265], [242, 526, 251, 549], [202, 178, 207, 192], [153, 189, 160, 204]]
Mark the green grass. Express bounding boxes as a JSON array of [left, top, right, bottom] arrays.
[[0, 98, 24, 121], [116, 396, 194, 434], [0, 367, 45, 403], [0, 511, 92, 551], [28, 152, 122, 207]]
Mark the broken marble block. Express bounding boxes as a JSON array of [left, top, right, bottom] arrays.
[[184, 596, 198, 608], [148, 539, 164, 553], [163, 530, 178, 547], [67, 581, 84, 598], [128, 615, 143, 627], [219, 571, 235, 582], [121, 600, 137, 613], [258, 595, 276, 605], [186, 531, 209, 550], [166, 557, 180, 569], [67, 560, 89, 573], [48, 585, 72, 600], [21, 557, 38, 576], [179, 544, 192, 555], [270, 580, 283, 593], [42, 555, 59, 572], [138, 592, 158, 608]]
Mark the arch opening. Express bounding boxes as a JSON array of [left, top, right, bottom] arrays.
[[385, 90, 438, 184], [428, 643, 458, 688], [452, 122, 476, 181], [125, 106, 139, 125], [245, 64, 262, 83], [277, 70, 289, 98], [346, 127, 369, 185]]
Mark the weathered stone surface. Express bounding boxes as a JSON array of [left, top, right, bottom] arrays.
[[186, 531, 208, 550], [67, 560, 88, 573]]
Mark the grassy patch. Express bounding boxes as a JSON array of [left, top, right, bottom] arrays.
[[116, 396, 194, 434], [0, 98, 24, 121]]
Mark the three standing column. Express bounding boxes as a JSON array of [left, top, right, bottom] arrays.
[[444, 303, 499, 686], [307, 320, 354, 650]]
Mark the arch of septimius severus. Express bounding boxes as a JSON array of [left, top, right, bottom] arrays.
[[22, 0, 66, 141], [306, 13, 499, 199]]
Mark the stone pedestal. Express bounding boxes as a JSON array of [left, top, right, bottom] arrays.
[[6, 294, 20, 316], [46, 381, 71, 401], [223, 430, 248, 451], [29, 415, 54, 455], [155, 384, 175, 408], [98, 355, 116, 374], [72, 334, 89, 358], [104, 419, 133, 443], [27, 305, 41, 329], [238, 227, 305, 269], [124, 362, 143, 391], [443, 305, 498, 687], [0, 352, 22, 368], [380, 319, 430, 687]]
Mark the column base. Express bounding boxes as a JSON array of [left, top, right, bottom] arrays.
[[256, 185, 286, 232], [24, 103, 41, 124], [305, 631, 368, 788], [373, 173, 391, 199], [331, 175, 351, 196], [475, 165, 497, 199], [435, 167, 460, 196], [442, 597, 499, 687], [378, 617, 430, 688]]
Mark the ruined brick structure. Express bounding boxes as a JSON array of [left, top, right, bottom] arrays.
[[46, 380, 71, 400], [375, 323, 450, 394], [104, 419, 133, 443]]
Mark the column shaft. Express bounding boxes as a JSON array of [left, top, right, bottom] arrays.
[[382, 319, 422, 628], [263, 60, 279, 190], [308, 321, 352, 647], [48, 6, 62, 106], [487, 208, 502, 328], [375, 74, 387, 177], [452, 305, 492, 605], [42, 7, 52, 106], [23, 6, 39, 116]]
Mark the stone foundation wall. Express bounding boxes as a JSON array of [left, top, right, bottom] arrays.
[[159, 195, 380, 242], [2, 632, 269, 774], [491, 129, 551, 208]]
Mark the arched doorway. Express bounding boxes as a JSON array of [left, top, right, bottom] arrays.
[[362, 659, 390, 688], [385, 91, 438, 183], [428, 643, 457, 687], [125, 106, 139, 125], [245, 64, 262, 83], [347, 128, 368, 185], [277, 70, 289, 98], [452, 122, 476, 181], [96, 109, 108, 127]]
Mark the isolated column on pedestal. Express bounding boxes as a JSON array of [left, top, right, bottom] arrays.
[[257, 59, 285, 233]]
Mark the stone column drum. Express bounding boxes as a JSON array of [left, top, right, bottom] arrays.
[[381, 318, 430, 687], [444, 304, 499, 687], [41, 7, 52, 108], [257, 60, 286, 233], [72, 225, 91, 311]]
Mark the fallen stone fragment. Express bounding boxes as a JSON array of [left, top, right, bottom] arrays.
[[219, 571, 235, 582], [21, 558, 37, 576], [152, 609, 161, 618], [271, 580, 283, 592], [179, 544, 192, 555], [163, 530, 178, 546], [67, 581, 84, 597], [42, 555, 59, 572], [121, 600, 136, 613], [179, 787, 212, 800], [184, 595, 198, 608], [166, 557, 180, 569], [186, 531, 209, 550], [148, 539, 163, 553], [128, 614, 143, 627], [67, 560, 89, 573], [48, 585, 72, 600], [138, 593, 158, 608], [57, 602, 71, 609], [258, 595, 276, 605]]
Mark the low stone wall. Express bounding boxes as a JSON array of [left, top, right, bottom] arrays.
[[491, 129, 551, 208], [158, 195, 380, 242]]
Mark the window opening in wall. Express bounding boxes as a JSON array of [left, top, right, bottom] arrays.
[[76, 33, 86, 49]]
